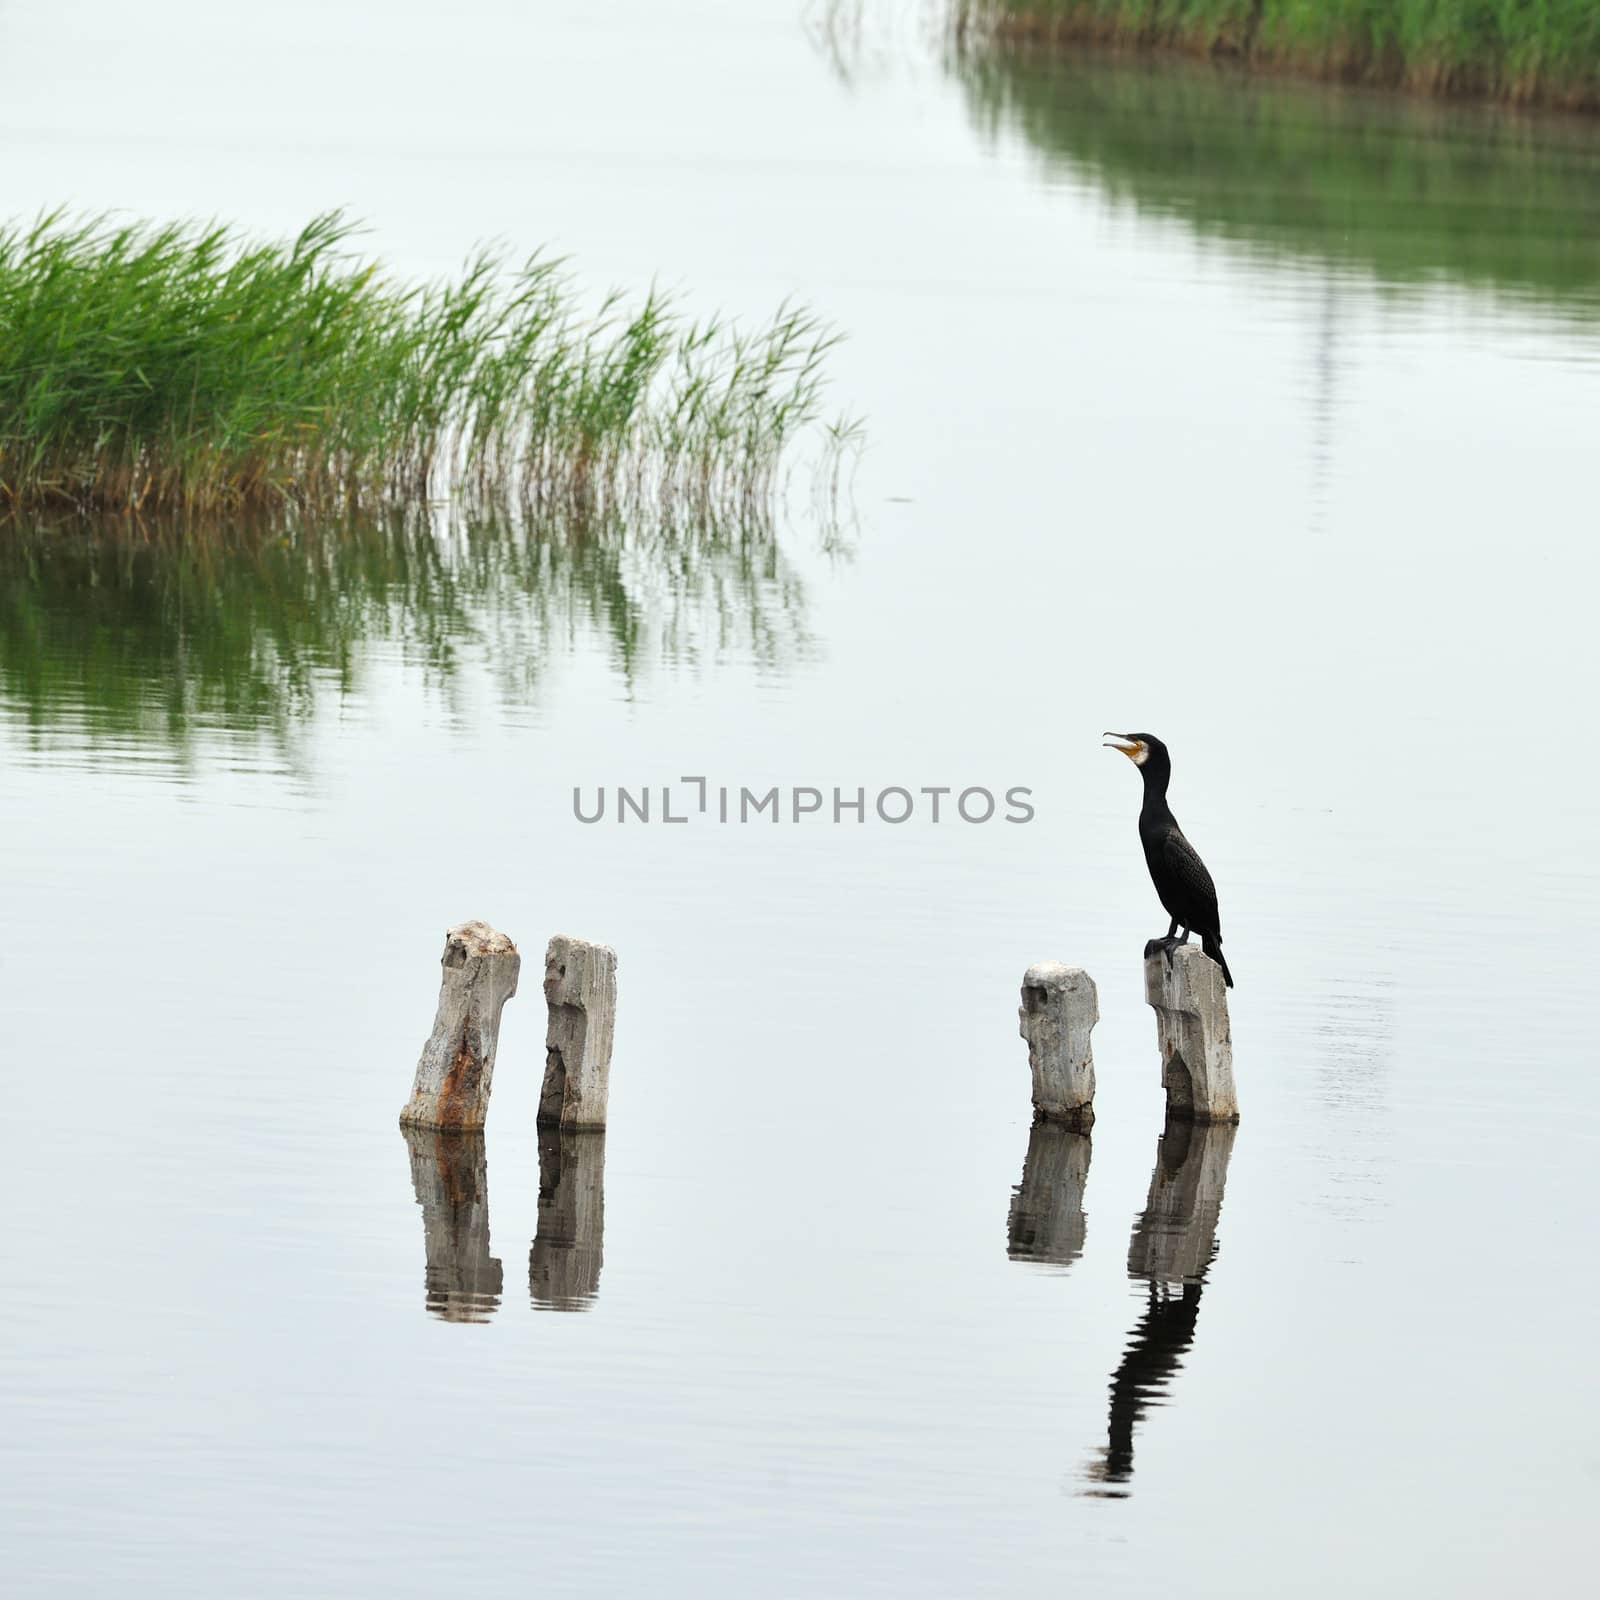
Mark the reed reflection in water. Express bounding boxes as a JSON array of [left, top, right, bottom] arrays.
[[1084, 1118, 1236, 1496], [0, 501, 816, 764], [953, 50, 1600, 315]]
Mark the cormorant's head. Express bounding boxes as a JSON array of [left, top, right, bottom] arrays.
[[1102, 731, 1168, 770]]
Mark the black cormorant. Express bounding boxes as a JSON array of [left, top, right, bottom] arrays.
[[1103, 732, 1234, 988]]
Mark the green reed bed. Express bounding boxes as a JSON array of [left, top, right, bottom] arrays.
[[0, 212, 852, 515], [951, 2, 1600, 110]]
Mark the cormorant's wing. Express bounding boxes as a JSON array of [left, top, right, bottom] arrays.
[[1162, 829, 1220, 928]]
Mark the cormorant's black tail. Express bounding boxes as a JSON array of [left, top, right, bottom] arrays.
[[1202, 935, 1234, 989]]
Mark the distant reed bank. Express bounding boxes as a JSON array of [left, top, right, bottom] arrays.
[[0, 213, 850, 516], [951, 1, 1600, 111]]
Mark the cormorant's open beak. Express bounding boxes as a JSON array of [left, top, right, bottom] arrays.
[[1102, 732, 1140, 761]]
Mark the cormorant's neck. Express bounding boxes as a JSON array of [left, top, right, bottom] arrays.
[[1139, 755, 1173, 820]]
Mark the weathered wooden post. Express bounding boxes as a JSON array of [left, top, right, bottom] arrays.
[[1018, 962, 1098, 1128], [1007, 1122, 1091, 1269], [400, 921, 521, 1131], [539, 934, 618, 1129], [530, 1128, 606, 1311], [1144, 943, 1238, 1123], [400, 1127, 503, 1323]]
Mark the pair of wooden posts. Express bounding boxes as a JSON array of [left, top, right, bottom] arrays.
[[399, 920, 617, 1132], [1018, 943, 1238, 1127]]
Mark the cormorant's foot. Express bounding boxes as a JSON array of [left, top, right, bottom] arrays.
[[1143, 935, 1180, 962]]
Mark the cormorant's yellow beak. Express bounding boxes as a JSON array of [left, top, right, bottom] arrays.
[[1103, 732, 1141, 762]]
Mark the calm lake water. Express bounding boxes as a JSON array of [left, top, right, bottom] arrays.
[[4, 5, 1600, 1595]]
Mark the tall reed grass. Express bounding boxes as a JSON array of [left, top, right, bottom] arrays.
[[950, 1, 1600, 110], [0, 213, 855, 516]]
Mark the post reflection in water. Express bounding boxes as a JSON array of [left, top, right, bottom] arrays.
[[400, 1127, 504, 1324], [530, 1129, 606, 1312], [1007, 1121, 1091, 1270], [1084, 1118, 1236, 1497]]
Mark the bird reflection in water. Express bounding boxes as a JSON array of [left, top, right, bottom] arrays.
[[530, 1128, 606, 1312], [1007, 1121, 1092, 1270], [400, 1127, 504, 1323], [1084, 1117, 1236, 1496]]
